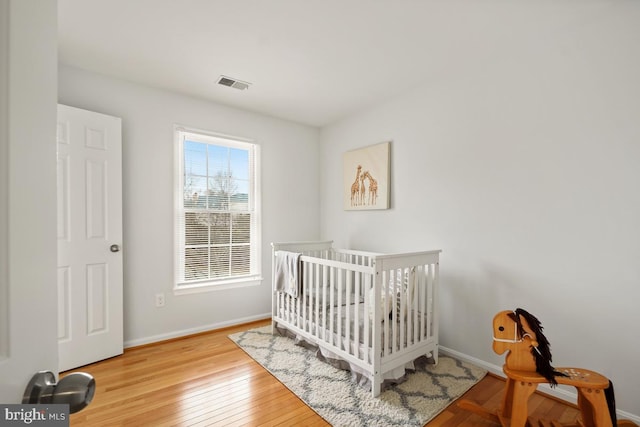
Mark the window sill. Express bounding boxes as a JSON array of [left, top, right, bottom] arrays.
[[173, 275, 263, 295]]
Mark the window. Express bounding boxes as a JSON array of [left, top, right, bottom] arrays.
[[174, 127, 261, 292]]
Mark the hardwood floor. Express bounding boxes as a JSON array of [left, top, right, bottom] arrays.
[[64, 319, 580, 426]]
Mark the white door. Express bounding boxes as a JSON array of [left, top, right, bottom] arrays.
[[57, 104, 123, 372], [0, 0, 59, 403]]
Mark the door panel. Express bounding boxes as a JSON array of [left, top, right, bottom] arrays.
[[57, 104, 123, 372], [86, 158, 106, 238], [57, 267, 71, 341], [87, 263, 107, 334]]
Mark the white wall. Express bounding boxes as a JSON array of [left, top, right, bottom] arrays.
[[0, 0, 58, 401], [319, 3, 640, 419], [58, 65, 320, 346]]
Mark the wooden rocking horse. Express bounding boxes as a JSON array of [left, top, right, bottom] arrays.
[[458, 308, 637, 427]]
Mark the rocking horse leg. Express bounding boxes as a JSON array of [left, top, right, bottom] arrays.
[[456, 399, 501, 424], [576, 388, 612, 427], [500, 378, 517, 419], [501, 379, 538, 427], [577, 390, 596, 427]]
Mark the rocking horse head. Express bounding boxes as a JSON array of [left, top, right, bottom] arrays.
[[492, 308, 567, 386]]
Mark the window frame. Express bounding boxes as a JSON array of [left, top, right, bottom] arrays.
[[173, 125, 262, 295]]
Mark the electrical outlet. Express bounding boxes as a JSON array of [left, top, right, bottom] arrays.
[[155, 293, 165, 307]]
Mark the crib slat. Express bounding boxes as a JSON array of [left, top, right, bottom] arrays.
[[389, 270, 394, 354], [420, 265, 426, 339], [301, 261, 307, 331], [409, 267, 415, 345], [287, 293, 292, 324], [364, 272, 371, 362], [330, 266, 335, 346], [392, 270, 398, 354], [290, 294, 295, 325], [321, 264, 328, 341], [337, 267, 343, 351], [427, 263, 433, 340], [344, 271, 351, 355], [315, 263, 320, 337], [354, 272, 360, 357], [400, 268, 406, 352], [415, 266, 420, 343], [296, 276, 301, 329], [305, 261, 311, 334], [383, 270, 391, 357]]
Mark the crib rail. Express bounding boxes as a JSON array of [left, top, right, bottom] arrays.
[[271, 241, 441, 397]]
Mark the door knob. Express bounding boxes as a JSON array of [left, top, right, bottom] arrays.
[[110, 244, 120, 252], [23, 371, 95, 414]]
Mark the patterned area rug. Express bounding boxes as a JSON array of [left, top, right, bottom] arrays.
[[229, 326, 486, 427]]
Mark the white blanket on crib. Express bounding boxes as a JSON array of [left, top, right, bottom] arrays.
[[274, 251, 302, 298]]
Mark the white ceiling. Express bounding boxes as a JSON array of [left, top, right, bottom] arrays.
[[58, 0, 613, 127]]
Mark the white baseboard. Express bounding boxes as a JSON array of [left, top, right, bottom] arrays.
[[123, 312, 271, 348], [439, 346, 640, 424]]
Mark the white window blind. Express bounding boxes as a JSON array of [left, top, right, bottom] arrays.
[[175, 128, 260, 290]]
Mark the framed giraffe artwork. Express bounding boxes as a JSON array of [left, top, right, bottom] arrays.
[[343, 141, 390, 210]]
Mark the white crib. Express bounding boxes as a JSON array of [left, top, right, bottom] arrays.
[[271, 240, 441, 397]]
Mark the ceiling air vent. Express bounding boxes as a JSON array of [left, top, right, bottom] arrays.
[[217, 75, 251, 91]]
